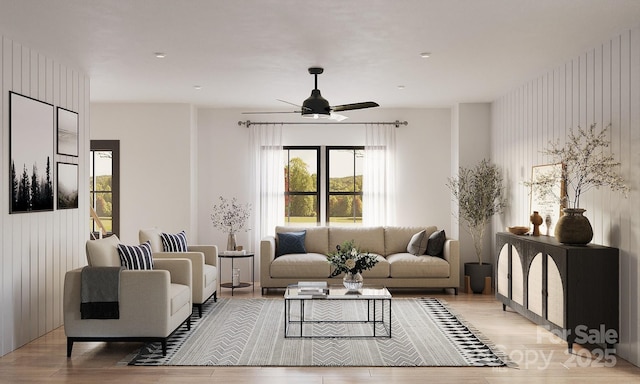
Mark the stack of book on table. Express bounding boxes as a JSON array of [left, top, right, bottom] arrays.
[[297, 281, 329, 298]]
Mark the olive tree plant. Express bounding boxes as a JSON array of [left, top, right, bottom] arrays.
[[447, 159, 506, 265]]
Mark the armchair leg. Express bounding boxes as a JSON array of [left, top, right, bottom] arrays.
[[187, 317, 191, 331], [161, 340, 167, 356], [213, 291, 217, 302], [67, 338, 74, 357]]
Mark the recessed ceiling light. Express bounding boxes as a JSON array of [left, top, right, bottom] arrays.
[[420, 52, 431, 58], [154, 52, 166, 59], [193, 85, 202, 90], [397, 85, 406, 90]]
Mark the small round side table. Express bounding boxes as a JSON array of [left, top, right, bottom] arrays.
[[218, 252, 255, 296]]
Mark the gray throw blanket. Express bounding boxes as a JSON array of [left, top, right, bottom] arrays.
[[80, 266, 124, 319]]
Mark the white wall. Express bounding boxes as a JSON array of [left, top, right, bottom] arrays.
[[196, 107, 453, 280], [90, 103, 196, 244], [0, 36, 89, 356], [491, 26, 640, 366], [451, 103, 493, 280]]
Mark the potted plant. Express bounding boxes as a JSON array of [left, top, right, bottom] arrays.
[[447, 159, 505, 293], [326, 240, 379, 291], [526, 124, 629, 244], [210, 196, 252, 251]]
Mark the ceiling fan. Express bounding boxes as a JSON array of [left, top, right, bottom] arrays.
[[242, 67, 379, 121]]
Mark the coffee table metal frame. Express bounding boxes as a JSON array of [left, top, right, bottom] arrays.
[[284, 285, 392, 338]]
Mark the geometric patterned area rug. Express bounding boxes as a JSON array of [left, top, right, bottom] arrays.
[[127, 298, 512, 367]]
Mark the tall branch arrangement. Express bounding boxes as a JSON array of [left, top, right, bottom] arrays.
[[210, 196, 251, 234], [525, 124, 629, 209], [447, 159, 505, 264]]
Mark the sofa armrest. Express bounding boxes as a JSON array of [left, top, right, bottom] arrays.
[[154, 258, 192, 288], [260, 236, 276, 283], [188, 245, 218, 267], [442, 238, 460, 284]]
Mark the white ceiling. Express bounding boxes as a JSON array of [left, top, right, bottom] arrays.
[[1, 0, 640, 110]]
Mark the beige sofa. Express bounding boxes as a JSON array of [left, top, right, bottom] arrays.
[[260, 226, 459, 294], [139, 228, 218, 317], [63, 235, 193, 357]]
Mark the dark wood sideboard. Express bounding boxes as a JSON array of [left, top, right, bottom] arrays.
[[495, 232, 619, 351]]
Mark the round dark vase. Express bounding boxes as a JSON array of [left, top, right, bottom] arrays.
[[554, 208, 593, 245], [465, 262, 492, 294]]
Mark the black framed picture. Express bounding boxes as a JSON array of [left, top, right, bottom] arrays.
[[57, 162, 78, 209], [57, 107, 79, 157], [9, 91, 55, 213]]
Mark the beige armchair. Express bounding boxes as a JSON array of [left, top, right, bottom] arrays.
[[139, 228, 217, 317], [64, 235, 193, 357]]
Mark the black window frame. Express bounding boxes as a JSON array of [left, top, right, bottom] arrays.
[[283, 146, 321, 224], [326, 146, 364, 225], [89, 140, 120, 237]]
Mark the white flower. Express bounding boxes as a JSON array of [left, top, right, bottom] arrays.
[[345, 259, 356, 269], [351, 248, 358, 257]]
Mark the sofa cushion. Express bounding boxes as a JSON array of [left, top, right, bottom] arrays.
[[360, 255, 390, 278], [276, 226, 329, 255], [161, 231, 188, 252], [387, 253, 450, 278], [117, 242, 154, 270], [329, 227, 385, 256], [407, 230, 428, 255], [169, 282, 191, 315], [276, 231, 307, 257], [426, 229, 446, 257], [384, 226, 437, 256], [270, 253, 330, 278], [86, 235, 121, 267]]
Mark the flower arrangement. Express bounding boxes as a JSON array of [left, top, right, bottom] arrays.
[[327, 240, 379, 277], [446, 159, 505, 264], [525, 123, 629, 209], [210, 196, 252, 235]]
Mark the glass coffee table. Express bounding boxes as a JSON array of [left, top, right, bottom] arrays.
[[284, 284, 392, 338]]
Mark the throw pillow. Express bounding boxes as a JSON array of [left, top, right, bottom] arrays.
[[406, 230, 428, 255], [276, 231, 307, 257], [161, 231, 188, 252], [117, 241, 154, 270], [426, 229, 446, 257]]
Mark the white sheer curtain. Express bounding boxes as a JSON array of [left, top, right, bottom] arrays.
[[249, 124, 284, 250], [363, 123, 396, 226]]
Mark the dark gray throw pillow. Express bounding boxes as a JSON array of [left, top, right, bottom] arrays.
[[426, 229, 446, 257], [276, 231, 307, 257]]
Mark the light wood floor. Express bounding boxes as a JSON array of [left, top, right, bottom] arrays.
[[1, 285, 639, 383]]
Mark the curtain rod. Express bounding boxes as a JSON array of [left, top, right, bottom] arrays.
[[238, 120, 408, 128]]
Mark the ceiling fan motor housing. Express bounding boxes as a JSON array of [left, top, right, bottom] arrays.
[[302, 89, 330, 117]]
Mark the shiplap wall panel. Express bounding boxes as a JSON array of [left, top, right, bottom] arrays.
[[492, 26, 640, 366], [0, 36, 89, 356]]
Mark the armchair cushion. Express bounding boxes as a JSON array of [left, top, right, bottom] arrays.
[[161, 231, 188, 252], [86, 235, 122, 267], [117, 241, 154, 270]]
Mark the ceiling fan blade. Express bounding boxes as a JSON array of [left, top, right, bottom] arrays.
[[329, 112, 348, 122], [331, 101, 379, 112], [241, 111, 300, 114], [277, 99, 311, 111]]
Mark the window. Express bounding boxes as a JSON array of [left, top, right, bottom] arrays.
[[89, 140, 120, 237], [326, 146, 363, 225], [283, 147, 320, 224]]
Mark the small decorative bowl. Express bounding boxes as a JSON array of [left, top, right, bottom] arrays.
[[507, 226, 530, 235]]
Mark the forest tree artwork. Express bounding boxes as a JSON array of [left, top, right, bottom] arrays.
[[10, 92, 54, 213]]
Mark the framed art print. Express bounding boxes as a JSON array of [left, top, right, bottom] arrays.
[[57, 162, 79, 209], [57, 107, 79, 157], [9, 91, 55, 213]]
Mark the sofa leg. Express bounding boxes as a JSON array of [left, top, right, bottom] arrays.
[[454, 287, 458, 295], [187, 316, 191, 331], [161, 340, 167, 356], [67, 338, 74, 357]]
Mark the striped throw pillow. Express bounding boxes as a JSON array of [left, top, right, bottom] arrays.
[[117, 241, 154, 270], [161, 231, 188, 252]]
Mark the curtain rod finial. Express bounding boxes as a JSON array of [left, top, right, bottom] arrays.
[[238, 120, 251, 127]]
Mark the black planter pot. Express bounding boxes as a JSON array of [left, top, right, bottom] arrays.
[[465, 262, 493, 294]]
